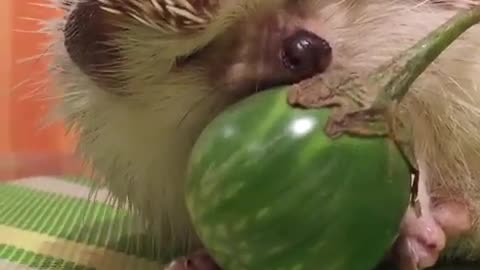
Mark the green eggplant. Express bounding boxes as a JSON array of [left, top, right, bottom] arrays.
[[185, 87, 412, 270], [185, 6, 480, 270]]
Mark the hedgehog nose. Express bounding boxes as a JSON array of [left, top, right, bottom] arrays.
[[280, 30, 332, 80]]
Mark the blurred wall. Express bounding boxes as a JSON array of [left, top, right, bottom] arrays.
[[1, 0, 76, 155], [0, 0, 12, 153], [0, 0, 83, 178]]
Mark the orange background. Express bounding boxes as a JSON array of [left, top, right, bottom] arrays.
[[1, 0, 83, 178]]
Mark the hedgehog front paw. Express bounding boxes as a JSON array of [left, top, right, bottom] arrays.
[[165, 250, 221, 270], [391, 206, 447, 270]]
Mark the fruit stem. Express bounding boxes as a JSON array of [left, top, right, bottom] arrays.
[[370, 5, 480, 108]]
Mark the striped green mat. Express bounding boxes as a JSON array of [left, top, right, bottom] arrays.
[[0, 176, 166, 270], [1, 176, 479, 270]]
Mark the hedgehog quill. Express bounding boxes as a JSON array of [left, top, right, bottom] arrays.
[[44, 1, 480, 270]]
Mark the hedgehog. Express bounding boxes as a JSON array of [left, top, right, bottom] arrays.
[[40, 0, 480, 269]]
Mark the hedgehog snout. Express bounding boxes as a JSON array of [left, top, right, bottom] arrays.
[[280, 29, 333, 81]]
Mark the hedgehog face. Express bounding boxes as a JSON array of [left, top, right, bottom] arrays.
[[62, 0, 337, 97], [61, 0, 472, 99]]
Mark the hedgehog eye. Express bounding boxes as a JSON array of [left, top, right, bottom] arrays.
[[280, 30, 332, 80]]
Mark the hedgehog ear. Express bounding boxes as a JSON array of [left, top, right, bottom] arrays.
[[63, 0, 128, 92]]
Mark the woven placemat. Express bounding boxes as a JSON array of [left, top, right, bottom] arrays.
[[0, 176, 166, 270], [2, 176, 479, 270]]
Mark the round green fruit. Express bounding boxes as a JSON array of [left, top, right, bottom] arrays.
[[185, 87, 412, 270]]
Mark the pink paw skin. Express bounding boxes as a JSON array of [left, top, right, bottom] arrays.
[[164, 250, 221, 270], [393, 205, 446, 270], [391, 176, 473, 270]]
